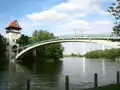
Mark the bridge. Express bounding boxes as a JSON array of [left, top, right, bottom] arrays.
[[15, 35, 120, 60]]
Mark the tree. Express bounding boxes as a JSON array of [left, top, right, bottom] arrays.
[[0, 34, 6, 57], [18, 30, 64, 60], [31, 30, 54, 42], [85, 48, 120, 60], [108, 0, 120, 36], [31, 30, 64, 59], [17, 34, 30, 46]]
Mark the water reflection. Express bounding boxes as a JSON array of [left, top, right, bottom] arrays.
[[1, 57, 120, 90], [24, 58, 63, 75], [82, 57, 86, 73], [0, 61, 28, 90], [102, 59, 106, 76], [0, 60, 9, 81], [22, 58, 63, 90]]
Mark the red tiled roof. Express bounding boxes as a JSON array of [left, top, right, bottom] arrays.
[[6, 20, 22, 29]]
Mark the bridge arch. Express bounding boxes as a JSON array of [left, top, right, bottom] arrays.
[[15, 39, 120, 60]]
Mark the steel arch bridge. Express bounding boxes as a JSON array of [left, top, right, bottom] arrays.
[[15, 36, 120, 60]]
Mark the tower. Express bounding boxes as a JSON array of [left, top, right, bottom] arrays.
[[5, 20, 22, 60]]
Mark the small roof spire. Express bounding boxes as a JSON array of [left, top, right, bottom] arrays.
[[5, 20, 22, 30]]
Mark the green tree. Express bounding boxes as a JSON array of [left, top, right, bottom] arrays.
[[31, 30, 54, 42], [19, 30, 64, 60], [31, 30, 64, 59], [108, 0, 120, 36], [85, 48, 120, 60], [17, 34, 30, 46], [0, 34, 6, 57]]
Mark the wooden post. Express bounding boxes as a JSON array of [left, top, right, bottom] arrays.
[[94, 73, 98, 88], [26, 79, 30, 90], [117, 71, 119, 84], [65, 75, 69, 90]]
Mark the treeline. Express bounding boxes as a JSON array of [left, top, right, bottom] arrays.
[[64, 53, 82, 57], [0, 34, 6, 58], [17, 30, 64, 60], [85, 48, 120, 60], [17, 30, 55, 46]]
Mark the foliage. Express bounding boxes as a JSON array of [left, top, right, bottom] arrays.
[[31, 30, 64, 59], [108, 0, 120, 36], [37, 43, 64, 59], [21, 30, 64, 60], [85, 48, 120, 60], [17, 34, 30, 46], [31, 30, 54, 42], [64, 53, 83, 57], [0, 34, 6, 57]]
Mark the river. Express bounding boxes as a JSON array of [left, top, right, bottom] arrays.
[[0, 57, 120, 90]]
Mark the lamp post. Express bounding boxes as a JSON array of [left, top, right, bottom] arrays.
[[74, 28, 77, 38], [77, 29, 84, 37], [74, 28, 84, 38], [80, 30, 83, 37]]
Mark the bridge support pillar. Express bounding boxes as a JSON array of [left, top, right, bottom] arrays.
[[33, 49, 37, 61], [102, 44, 105, 51], [33, 49, 37, 57], [22, 48, 24, 51], [19, 48, 23, 53], [16, 50, 19, 55]]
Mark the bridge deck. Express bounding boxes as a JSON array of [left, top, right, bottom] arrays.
[[17, 37, 120, 50], [15, 37, 120, 60]]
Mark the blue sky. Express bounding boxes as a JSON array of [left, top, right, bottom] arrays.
[[0, 0, 65, 34], [0, 0, 117, 54], [0, 0, 115, 35], [0, 0, 64, 17]]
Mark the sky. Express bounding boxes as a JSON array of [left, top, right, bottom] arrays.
[[0, 0, 117, 54]]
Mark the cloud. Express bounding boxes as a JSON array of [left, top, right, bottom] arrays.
[[90, 20, 113, 34], [54, 0, 106, 15], [19, 0, 114, 36], [52, 20, 113, 35], [24, 0, 104, 22], [54, 0, 90, 12], [26, 10, 68, 21]]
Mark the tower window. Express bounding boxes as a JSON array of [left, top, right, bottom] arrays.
[[12, 45, 17, 50], [7, 43, 9, 46]]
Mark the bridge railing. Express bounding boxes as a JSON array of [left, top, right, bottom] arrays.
[[18, 36, 120, 50]]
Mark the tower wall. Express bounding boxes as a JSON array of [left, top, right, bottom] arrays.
[[5, 20, 22, 60], [6, 32, 21, 60]]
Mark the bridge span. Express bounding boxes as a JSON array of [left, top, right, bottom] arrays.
[[15, 37, 120, 60]]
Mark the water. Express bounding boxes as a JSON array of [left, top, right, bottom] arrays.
[[0, 57, 120, 90]]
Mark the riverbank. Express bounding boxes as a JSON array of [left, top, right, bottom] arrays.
[[85, 84, 120, 90], [85, 48, 120, 60], [64, 48, 120, 60], [64, 53, 83, 57]]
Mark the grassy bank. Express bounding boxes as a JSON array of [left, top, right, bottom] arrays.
[[85, 48, 120, 60], [64, 48, 120, 61], [64, 53, 83, 57], [85, 84, 120, 90]]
